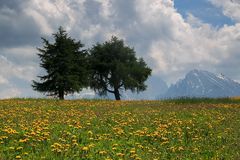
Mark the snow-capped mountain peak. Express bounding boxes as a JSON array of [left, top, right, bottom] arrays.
[[162, 69, 240, 98]]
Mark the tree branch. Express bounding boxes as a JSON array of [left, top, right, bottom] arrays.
[[118, 83, 124, 88], [106, 88, 115, 93]]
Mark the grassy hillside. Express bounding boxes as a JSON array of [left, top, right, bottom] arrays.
[[0, 99, 239, 159]]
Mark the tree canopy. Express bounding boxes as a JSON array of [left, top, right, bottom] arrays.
[[32, 27, 88, 100], [89, 36, 152, 100]]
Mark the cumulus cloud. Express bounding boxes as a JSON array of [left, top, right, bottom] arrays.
[[0, 87, 21, 99], [133, 0, 240, 83], [1, 0, 240, 98], [209, 0, 240, 22], [0, 75, 9, 85], [0, 54, 40, 98]]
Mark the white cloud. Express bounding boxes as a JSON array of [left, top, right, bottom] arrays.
[[95, 0, 113, 19], [209, 0, 240, 22], [0, 87, 21, 99], [1, 46, 37, 61], [1, 0, 240, 98], [131, 0, 240, 83], [23, 0, 86, 34], [0, 76, 9, 85], [24, 9, 53, 35], [0, 53, 41, 98], [0, 46, 38, 81], [0, 54, 38, 98]]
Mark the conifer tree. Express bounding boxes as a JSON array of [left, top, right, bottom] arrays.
[[32, 27, 88, 100]]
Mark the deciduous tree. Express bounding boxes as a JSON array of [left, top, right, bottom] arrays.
[[89, 36, 152, 100]]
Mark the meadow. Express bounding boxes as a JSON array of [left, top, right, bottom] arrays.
[[0, 98, 239, 160]]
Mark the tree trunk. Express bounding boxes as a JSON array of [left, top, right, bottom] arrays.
[[59, 90, 64, 100], [114, 89, 121, 100]]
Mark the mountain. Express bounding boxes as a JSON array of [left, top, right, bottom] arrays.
[[162, 69, 240, 98]]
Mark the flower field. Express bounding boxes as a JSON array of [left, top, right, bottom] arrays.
[[0, 99, 239, 159]]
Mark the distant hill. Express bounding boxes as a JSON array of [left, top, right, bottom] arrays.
[[162, 69, 240, 98]]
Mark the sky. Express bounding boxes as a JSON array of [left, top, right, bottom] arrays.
[[0, 0, 240, 99]]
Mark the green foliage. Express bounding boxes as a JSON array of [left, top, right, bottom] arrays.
[[89, 36, 152, 100], [32, 27, 89, 100]]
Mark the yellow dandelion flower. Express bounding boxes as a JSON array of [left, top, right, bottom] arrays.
[[72, 135, 77, 139], [9, 147, 15, 150], [73, 142, 78, 146], [137, 144, 144, 149], [88, 131, 93, 135], [16, 147, 23, 150], [130, 148, 136, 154], [99, 150, 107, 155], [116, 153, 125, 157], [82, 146, 89, 151], [19, 138, 28, 143], [23, 152, 29, 155], [88, 143, 95, 148]]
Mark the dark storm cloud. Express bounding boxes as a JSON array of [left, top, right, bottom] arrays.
[[0, 0, 22, 11], [0, 2, 41, 47]]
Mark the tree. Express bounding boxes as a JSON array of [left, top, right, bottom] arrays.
[[89, 36, 152, 100], [32, 27, 88, 100]]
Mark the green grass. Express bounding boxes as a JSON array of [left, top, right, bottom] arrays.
[[0, 98, 239, 159], [162, 97, 240, 104]]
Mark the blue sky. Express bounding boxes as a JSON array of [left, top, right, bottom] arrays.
[[0, 0, 240, 99], [175, 0, 234, 27]]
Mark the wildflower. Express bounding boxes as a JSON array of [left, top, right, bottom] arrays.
[[19, 138, 28, 143], [9, 147, 15, 150], [130, 148, 136, 154], [193, 148, 199, 152], [82, 146, 89, 151], [73, 142, 78, 146], [99, 150, 107, 155], [88, 143, 95, 148], [161, 141, 169, 145], [116, 153, 125, 157], [72, 135, 77, 139], [16, 147, 23, 150], [88, 131, 93, 135], [137, 144, 144, 149], [178, 146, 184, 151]]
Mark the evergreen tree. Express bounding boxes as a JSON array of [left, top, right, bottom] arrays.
[[89, 36, 152, 100], [32, 27, 88, 100]]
